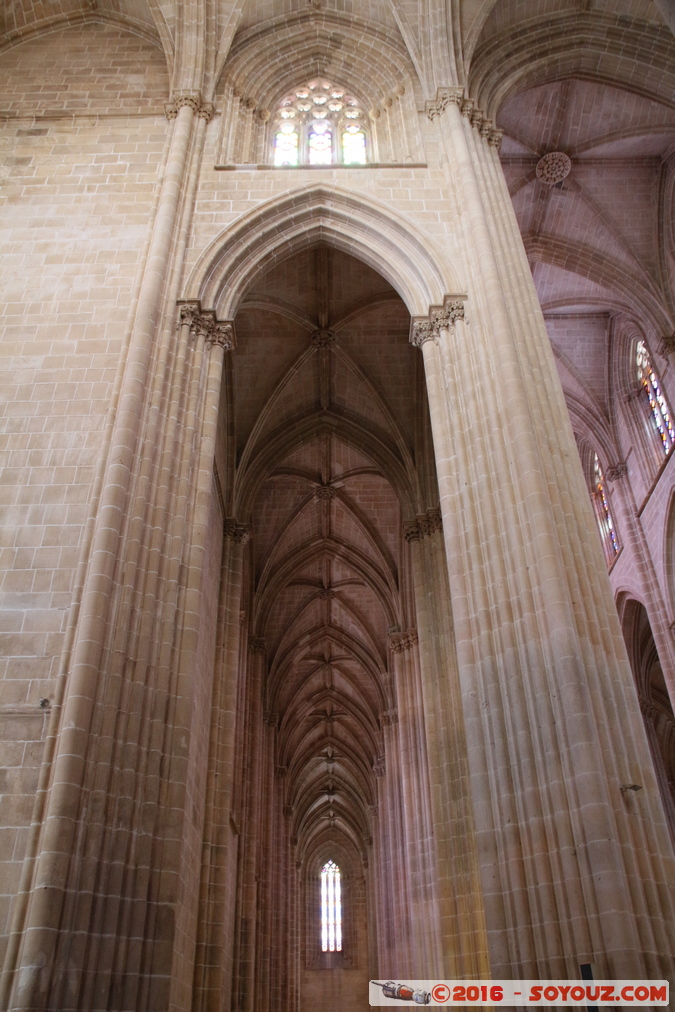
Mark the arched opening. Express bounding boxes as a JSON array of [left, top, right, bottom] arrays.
[[620, 598, 675, 838], [211, 242, 447, 1011]]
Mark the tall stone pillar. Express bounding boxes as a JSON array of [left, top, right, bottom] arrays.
[[387, 630, 443, 977], [1, 94, 224, 1012], [405, 515, 489, 979], [413, 91, 675, 980], [193, 524, 249, 1012]]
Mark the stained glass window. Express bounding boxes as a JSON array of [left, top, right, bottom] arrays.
[[274, 122, 299, 166], [342, 127, 366, 164], [636, 339, 675, 455], [320, 860, 342, 952], [272, 79, 367, 166], [593, 454, 619, 562], [308, 121, 333, 165]]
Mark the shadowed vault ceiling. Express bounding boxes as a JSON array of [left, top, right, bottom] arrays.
[[229, 246, 433, 861]]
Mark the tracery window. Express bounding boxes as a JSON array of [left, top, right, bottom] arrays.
[[636, 339, 675, 456], [273, 79, 367, 167], [320, 860, 342, 951], [592, 453, 620, 564]]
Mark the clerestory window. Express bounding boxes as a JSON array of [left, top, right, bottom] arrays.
[[273, 79, 367, 167], [320, 859, 342, 951], [592, 453, 620, 564], [636, 339, 675, 456]]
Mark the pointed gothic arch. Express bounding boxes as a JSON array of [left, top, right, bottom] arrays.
[[183, 184, 461, 319]]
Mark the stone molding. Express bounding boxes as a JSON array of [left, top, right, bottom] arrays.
[[606, 462, 628, 482], [223, 519, 251, 543], [165, 92, 214, 122], [178, 301, 236, 349], [425, 87, 503, 147], [403, 508, 442, 542], [388, 630, 419, 653], [315, 485, 336, 500], [372, 756, 386, 777], [410, 298, 465, 347]]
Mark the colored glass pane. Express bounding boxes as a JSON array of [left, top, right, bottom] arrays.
[[342, 128, 366, 164], [320, 860, 342, 952], [309, 122, 333, 164], [272, 79, 367, 165], [274, 126, 299, 166], [593, 454, 619, 561], [636, 339, 675, 454]]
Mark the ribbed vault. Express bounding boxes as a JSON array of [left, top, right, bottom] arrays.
[[225, 243, 438, 1005], [239, 245, 417, 859]]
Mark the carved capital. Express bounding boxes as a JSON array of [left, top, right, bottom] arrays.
[[312, 329, 336, 348], [283, 805, 294, 819], [165, 92, 213, 121], [373, 756, 386, 778], [403, 519, 421, 541], [274, 765, 288, 778], [410, 320, 435, 348], [431, 300, 465, 332], [606, 462, 628, 482], [381, 709, 399, 726], [224, 519, 251, 543], [177, 301, 236, 349], [256, 108, 271, 123], [488, 129, 503, 149], [249, 637, 266, 654], [419, 507, 442, 536], [389, 630, 418, 653], [410, 298, 465, 347], [208, 322, 235, 350], [263, 711, 279, 728], [658, 333, 675, 358], [403, 508, 442, 541], [425, 87, 463, 121]]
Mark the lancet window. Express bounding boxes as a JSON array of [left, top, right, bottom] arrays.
[[592, 453, 620, 564], [320, 860, 342, 951], [636, 339, 675, 456], [273, 79, 367, 167]]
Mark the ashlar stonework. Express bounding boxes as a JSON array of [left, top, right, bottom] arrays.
[[1, 2, 675, 1010]]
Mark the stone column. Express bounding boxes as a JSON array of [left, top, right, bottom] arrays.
[[231, 639, 267, 1012], [388, 631, 442, 977], [405, 511, 489, 979], [2, 91, 220, 1011], [193, 520, 249, 1012], [415, 91, 675, 979], [379, 710, 412, 976]]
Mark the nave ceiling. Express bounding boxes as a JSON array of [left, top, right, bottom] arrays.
[[226, 245, 433, 863]]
